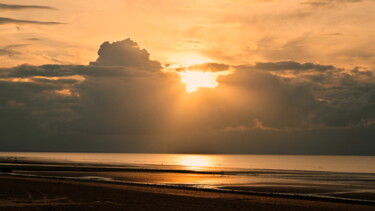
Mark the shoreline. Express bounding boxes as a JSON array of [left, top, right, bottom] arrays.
[[1, 155, 375, 209], [3, 172, 375, 206], [1, 161, 375, 206], [0, 174, 374, 210]]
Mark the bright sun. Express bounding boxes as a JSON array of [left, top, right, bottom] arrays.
[[179, 71, 219, 93], [179, 70, 233, 93]]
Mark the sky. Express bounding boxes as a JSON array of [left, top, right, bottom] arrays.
[[0, 0, 374, 154]]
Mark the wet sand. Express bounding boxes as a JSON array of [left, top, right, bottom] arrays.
[[0, 175, 374, 210], [16, 170, 375, 202]]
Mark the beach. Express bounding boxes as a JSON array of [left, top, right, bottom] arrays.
[[1, 175, 374, 211], [1, 153, 374, 210]]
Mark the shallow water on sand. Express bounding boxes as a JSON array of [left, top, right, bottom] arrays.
[[1, 152, 374, 203]]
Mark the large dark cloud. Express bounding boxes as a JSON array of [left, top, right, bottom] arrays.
[[0, 38, 374, 154], [234, 63, 375, 129], [0, 3, 56, 11]]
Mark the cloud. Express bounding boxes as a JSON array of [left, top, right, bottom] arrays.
[[0, 38, 374, 154], [218, 66, 320, 129], [0, 17, 63, 25], [0, 44, 28, 57], [187, 63, 230, 72], [0, 3, 56, 11], [90, 38, 161, 70], [26, 38, 41, 41], [301, 0, 373, 7], [253, 61, 335, 72], [172, 62, 230, 72]]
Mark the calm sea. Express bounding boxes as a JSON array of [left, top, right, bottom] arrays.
[[1, 152, 374, 173]]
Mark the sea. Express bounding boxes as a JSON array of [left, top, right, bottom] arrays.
[[0, 152, 374, 203]]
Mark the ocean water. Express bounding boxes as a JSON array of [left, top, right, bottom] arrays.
[[1, 152, 374, 203]]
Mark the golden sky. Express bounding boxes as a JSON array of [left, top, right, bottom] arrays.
[[1, 0, 374, 69]]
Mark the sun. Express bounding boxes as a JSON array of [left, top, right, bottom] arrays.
[[179, 71, 219, 93]]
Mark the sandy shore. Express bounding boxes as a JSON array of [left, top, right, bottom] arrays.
[[0, 175, 374, 210]]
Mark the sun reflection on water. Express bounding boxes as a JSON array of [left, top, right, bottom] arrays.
[[179, 155, 212, 170]]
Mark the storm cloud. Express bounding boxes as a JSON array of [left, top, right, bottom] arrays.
[[0, 38, 374, 154]]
